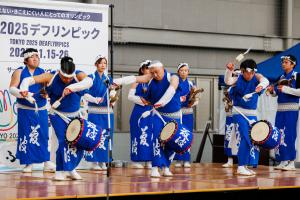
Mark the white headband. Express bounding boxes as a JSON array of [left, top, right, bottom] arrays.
[[59, 70, 75, 78], [23, 52, 39, 59], [177, 63, 189, 70], [148, 60, 163, 68], [140, 60, 151, 67], [245, 67, 257, 72], [95, 54, 107, 63]]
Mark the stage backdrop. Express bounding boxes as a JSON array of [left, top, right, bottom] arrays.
[[0, 0, 108, 170]]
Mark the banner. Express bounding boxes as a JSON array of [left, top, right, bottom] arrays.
[[0, 0, 108, 169]]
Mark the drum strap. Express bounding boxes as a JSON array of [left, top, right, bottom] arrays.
[[17, 103, 47, 111], [49, 108, 76, 124]]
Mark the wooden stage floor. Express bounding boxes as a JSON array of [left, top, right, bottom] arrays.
[[2, 163, 300, 200]]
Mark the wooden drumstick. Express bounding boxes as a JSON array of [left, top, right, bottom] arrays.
[[52, 96, 64, 109]]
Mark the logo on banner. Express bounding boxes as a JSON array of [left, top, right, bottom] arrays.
[[0, 89, 17, 140]]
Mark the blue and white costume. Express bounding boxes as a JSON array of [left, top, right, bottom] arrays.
[[274, 70, 299, 162], [46, 70, 85, 171], [229, 75, 260, 167], [129, 83, 153, 162], [224, 111, 237, 157], [16, 66, 50, 165], [84, 72, 114, 163], [174, 78, 194, 161], [144, 70, 182, 168]]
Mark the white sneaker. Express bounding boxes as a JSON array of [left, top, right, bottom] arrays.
[[68, 170, 82, 180], [145, 162, 152, 169], [246, 166, 256, 175], [54, 171, 66, 181], [91, 162, 102, 170], [237, 166, 253, 176], [151, 167, 160, 178], [130, 162, 144, 169], [99, 162, 107, 170], [222, 162, 233, 168], [274, 161, 288, 170], [282, 161, 296, 171], [43, 161, 56, 172], [163, 167, 173, 177], [183, 162, 191, 168], [174, 162, 182, 168], [23, 164, 33, 173]]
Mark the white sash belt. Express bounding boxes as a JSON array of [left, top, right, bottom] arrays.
[[232, 106, 257, 116], [159, 110, 182, 119], [181, 107, 193, 115], [277, 103, 299, 111], [88, 106, 113, 114]]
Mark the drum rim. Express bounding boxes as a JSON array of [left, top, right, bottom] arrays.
[[66, 118, 83, 143], [159, 120, 178, 144], [250, 120, 280, 145], [68, 118, 84, 146]]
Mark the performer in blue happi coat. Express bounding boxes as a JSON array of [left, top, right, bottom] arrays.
[[83, 55, 115, 170], [267, 55, 300, 171], [225, 59, 269, 176], [128, 60, 153, 169], [222, 87, 237, 168], [112, 61, 183, 177], [19, 56, 92, 180], [9, 48, 55, 173], [174, 63, 199, 168], [143, 60, 182, 178]]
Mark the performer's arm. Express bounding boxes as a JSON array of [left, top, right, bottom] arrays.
[[113, 74, 152, 86], [84, 93, 103, 104], [19, 73, 53, 96], [154, 75, 179, 107], [224, 63, 238, 85], [9, 69, 23, 98], [280, 86, 300, 97], [255, 73, 269, 92], [128, 83, 145, 106], [66, 72, 93, 93]]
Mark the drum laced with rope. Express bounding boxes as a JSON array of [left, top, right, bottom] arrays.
[[159, 120, 193, 154], [66, 118, 103, 151], [249, 120, 281, 150]]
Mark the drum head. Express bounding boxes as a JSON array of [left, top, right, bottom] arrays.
[[250, 121, 270, 142], [66, 119, 81, 142], [160, 121, 176, 141]]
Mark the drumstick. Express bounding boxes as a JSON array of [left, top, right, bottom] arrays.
[[242, 92, 257, 101], [232, 106, 256, 125], [235, 46, 252, 62], [52, 96, 64, 109]]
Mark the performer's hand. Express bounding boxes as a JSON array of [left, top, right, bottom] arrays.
[[277, 85, 284, 92], [266, 85, 274, 95], [63, 88, 72, 96], [154, 103, 162, 108], [141, 97, 151, 106], [226, 62, 234, 71], [20, 91, 28, 98], [96, 97, 103, 104], [180, 96, 186, 102], [255, 86, 263, 93]]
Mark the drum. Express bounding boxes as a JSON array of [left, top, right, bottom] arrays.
[[250, 120, 281, 149], [66, 118, 102, 151], [159, 121, 193, 154]]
